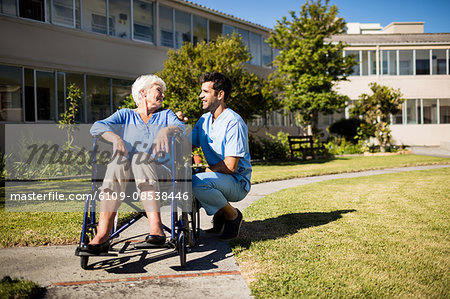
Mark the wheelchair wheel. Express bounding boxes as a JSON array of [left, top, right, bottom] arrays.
[[191, 198, 201, 240], [79, 222, 96, 270], [182, 212, 194, 247], [80, 233, 91, 270], [80, 256, 89, 270], [178, 231, 187, 268]]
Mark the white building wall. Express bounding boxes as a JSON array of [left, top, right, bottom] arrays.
[[390, 124, 450, 146], [337, 76, 450, 100]]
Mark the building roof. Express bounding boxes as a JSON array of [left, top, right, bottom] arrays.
[[328, 33, 450, 45], [175, 0, 272, 32]]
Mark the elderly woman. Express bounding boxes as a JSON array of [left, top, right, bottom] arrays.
[[79, 74, 184, 255]]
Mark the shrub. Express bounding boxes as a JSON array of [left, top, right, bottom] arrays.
[[328, 118, 363, 144], [249, 135, 264, 160], [325, 137, 365, 155], [249, 132, 290, 161]]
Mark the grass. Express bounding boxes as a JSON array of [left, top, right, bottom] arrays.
[[0, 154, 448, 248], [251, 154, 450, 183], [232, 167, 450, 298], [0, 276, 43, 299]]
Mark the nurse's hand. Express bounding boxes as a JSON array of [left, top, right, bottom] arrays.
[[176, 111, 188, 122]]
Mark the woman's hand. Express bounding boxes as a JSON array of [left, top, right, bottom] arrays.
[[153, 127, 170, 155], [101, 131, 128, 158], [112, 137, 128, 158], [153, 126, 183, 155]]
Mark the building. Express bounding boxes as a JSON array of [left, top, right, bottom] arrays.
[[0, 0, 273, 124], [251, 22, 450, 148], [332, 22, 450, 147]]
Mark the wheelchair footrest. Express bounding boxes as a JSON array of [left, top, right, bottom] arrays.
[[134, 242, 172, 249], [75, 247, 117, 257], [76, 251, 118, 257]]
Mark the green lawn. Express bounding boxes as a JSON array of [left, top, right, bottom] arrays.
[[251, 154, 450, 183], [0, 154, 448, 248], [232, 167, 450, 298]]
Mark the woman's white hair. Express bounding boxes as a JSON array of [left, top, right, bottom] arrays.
[[131, 74, 166, 106]]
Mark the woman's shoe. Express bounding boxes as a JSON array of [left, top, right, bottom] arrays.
[[79, 240, 110, 255], [145, 234, 166, 245]]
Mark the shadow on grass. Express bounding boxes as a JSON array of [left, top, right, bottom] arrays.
[[233, 209, 356, 249]]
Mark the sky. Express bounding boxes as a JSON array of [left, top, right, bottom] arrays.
[[189, 0, 450, 33]]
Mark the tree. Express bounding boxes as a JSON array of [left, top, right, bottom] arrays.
[[58, 83, 82, 148], [156, 34, 275, 125], [267, 0, 355, 135], [118, 94, 136, 109], [351, 83, 406, 152], [58, 83, 83, 175]]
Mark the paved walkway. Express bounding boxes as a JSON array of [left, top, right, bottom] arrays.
[[0, 164, 448, 298]]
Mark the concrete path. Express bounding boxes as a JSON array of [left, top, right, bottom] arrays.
[[0, 164, 448, 298]]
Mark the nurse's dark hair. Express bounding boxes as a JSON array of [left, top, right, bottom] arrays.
[[200, 72, 232, 101]]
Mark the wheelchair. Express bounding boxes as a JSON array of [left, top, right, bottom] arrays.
[[75, 133, 201, 269]]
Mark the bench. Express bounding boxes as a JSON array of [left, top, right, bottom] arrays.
[[288, 135, 328, 160]]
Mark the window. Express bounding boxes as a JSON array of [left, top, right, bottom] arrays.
[[406, 99, 420, 124], [159, 5, 173, 47], [82, 0, 109, 35], [0, 65, 22, 122], [422, 99, 437, 124], [415, 50, 430, 75], [262, 38, 272, 67], [318, 110, 345, 127], [193, 15, 207, 45], [399, 50, 413, 75], [57, 72, 66, 121], [318, 112, 332, 127], [368, 50, 376, 75], [249, 32, 261, 66], [273, 48, 280, 60], [391, 105, 402, 125], [19, 0, 45, 21], [440, 99, 450, 124], [223, 24, 234, 36], [52, 0, 74, 27], [237, 28, 249, 49], [109, 0, 130, 39], [175, 9, 190, 49], [361, 51, 369, 76], [112, 78, 132, 110], [209, 20, 222, 42], [75, 0, 80, 28], [0, 0, 16, 15], [346, 51, 360, 76], [133, 0, 153, 43], [36, 71, 56, 121], [432, 49, 446, 75], [268, 110, 284, 127], [86, 75, 110, 122], [380, 50, 397, 76], [24, 68, 35, 121], [360, 50, 377, 75]]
